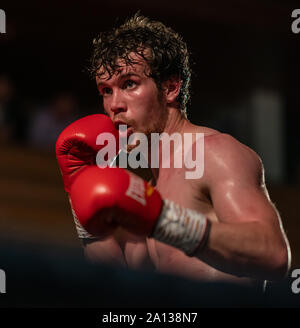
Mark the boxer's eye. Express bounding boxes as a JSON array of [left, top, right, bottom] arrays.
[[123, 80, 136, 89], [101, 87, 112, 95]]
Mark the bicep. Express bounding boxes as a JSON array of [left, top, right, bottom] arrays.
[[210, 177, 278, 227]]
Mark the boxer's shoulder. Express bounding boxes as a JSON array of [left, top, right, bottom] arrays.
[[184, 122, 260, 162], [182, 121, 219, 137], [184, 122, 263, 184], [203, 132, 263, 185]]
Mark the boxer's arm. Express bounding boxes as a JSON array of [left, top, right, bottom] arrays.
[[82, 237, 127, 267], [82, 230, 155, 270], [197, 134, 291, 281], [71, 194, 155, 269], [69, 196, 128, 267]]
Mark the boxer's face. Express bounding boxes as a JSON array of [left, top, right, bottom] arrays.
[[96, 53, 168, 149]]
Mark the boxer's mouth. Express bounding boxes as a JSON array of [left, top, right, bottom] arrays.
[[114, 120, 129, 130], [114, 120, 133, 138]]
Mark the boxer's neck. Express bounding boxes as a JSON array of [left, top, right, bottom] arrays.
[[150, 107, 188, 182]]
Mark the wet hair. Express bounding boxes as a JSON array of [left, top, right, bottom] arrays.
[[89, 13, 192, 117]]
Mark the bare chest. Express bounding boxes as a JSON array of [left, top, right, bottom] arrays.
[[154, 168, 213, 217]]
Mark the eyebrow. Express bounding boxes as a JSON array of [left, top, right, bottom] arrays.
[[97, 72, 141, 87]]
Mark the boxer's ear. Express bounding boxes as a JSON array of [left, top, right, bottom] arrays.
[[162, 76, 181, 104]]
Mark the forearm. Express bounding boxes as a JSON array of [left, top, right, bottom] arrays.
[[83, 237, 127, 268], [83, 231, 155, 271], [196, 221, 289, 281], [70, 196, 127, 267]]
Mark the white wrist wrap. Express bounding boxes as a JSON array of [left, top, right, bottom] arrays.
[[152, 199, 208, 256]]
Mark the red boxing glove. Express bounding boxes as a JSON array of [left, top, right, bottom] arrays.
[[70, 166, 209, 255], [55, 114, 119, 193], [70, 166, 163, 236]]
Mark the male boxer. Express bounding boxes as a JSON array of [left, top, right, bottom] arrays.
[[56, 14, 290, 284]]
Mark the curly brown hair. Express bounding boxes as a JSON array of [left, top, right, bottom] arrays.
[[89, 13, 192, 117]]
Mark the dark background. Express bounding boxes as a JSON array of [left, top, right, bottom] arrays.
[[0, 0, 300, 307]]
